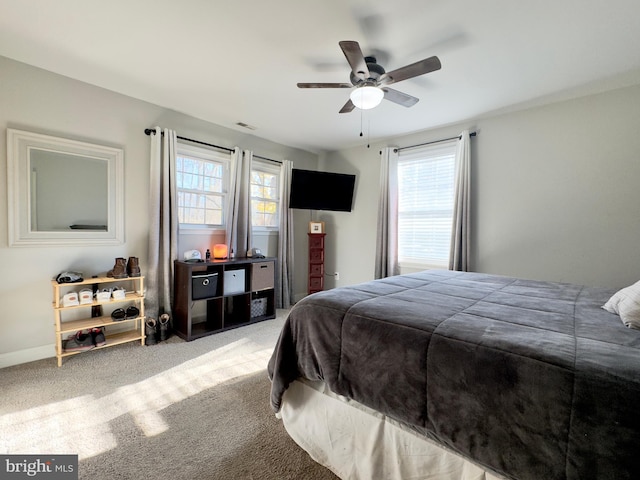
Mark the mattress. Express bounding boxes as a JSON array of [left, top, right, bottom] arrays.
[[281, 378, 506, 480], [269, 270, 640, 480]]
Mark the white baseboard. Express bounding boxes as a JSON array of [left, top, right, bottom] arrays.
[[0, 344, 55, 369]]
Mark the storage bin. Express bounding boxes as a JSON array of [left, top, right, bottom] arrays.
[[224, 269, 246, 295], [192, 272, 219, 300], [251, 297, 267, 318], [251, 261, 274, 291]]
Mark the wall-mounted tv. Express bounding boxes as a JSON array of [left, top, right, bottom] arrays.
[[289, 168, 356, 212]]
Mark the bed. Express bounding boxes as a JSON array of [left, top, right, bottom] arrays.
[[268, 269, 640, 480]]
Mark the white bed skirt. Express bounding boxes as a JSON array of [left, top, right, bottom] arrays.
[[280, 379, 506, 480]]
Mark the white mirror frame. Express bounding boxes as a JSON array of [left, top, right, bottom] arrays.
[[7, 128, 124, 247]]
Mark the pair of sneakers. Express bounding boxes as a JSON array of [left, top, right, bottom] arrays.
[[62, 328, 106, 352]]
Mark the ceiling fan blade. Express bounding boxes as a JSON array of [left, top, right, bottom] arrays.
[[379, 56, 441, 85], [339, 99, 356, 114], [339, 41, 370, 81], [297, 82, 352, 88], [382, 88, 419, 108]]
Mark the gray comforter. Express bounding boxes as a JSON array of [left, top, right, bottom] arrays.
[[268, 270, 640, 480]]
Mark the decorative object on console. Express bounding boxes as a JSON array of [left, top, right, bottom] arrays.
[[247, 247, 265, 258], [309, 221, 324, 234], [184, 249, 202, 261], [213, 244, 228, 259]]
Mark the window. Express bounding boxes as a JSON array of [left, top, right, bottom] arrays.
[[251, 160, 280, 229], [176, 144, 230, 229], [397, 141, 456, 268]]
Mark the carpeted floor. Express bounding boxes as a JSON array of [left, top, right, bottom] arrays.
[[0, 310, 339, 479]]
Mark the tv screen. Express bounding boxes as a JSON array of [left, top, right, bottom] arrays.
[[289, 168, 356, 212]]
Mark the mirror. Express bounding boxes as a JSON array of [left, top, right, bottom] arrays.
[[7, 128, 124, 246]]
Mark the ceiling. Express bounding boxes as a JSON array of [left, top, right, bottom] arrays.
[[2, 0, 640, 154]]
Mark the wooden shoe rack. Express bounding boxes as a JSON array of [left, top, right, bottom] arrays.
[[52, 275, 145, 366]]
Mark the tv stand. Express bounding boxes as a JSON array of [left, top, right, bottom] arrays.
[[173, 258, 276, 341]]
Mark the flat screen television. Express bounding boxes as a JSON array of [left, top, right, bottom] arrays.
[[289, 168, 356, 212]]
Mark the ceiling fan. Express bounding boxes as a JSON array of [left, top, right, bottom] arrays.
[[297, 40, 441, 114]]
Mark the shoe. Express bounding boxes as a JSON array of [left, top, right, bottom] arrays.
[[91, 305, 103, 318], [126, 257, 141, 277], [125, 306, 140, 319], [61, 292, 79, 307], [111, 308, 126, 321], [62, 330, 95, 352], [78, 289, 93, 305], [95, 288, 112, 302], [91, 327, 106, 347], [107, 258, 128, 279], [158, 314, 171, 341], [111, 286, 126, 300], [145, 318, 157, 346]]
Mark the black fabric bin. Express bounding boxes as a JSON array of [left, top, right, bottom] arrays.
[[192, 272, 219, 300]]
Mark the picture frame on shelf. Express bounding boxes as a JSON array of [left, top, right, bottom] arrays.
[[309, 221, 324, 234]]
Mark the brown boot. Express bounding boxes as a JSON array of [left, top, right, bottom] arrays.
[[127, 257, 141, 277], [107, 258, 128, 278]]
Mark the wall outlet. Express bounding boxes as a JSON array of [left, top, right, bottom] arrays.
[[335, 272, 340, 281]]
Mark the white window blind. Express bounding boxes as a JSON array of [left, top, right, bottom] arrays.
[[397, 141, 456, 268]]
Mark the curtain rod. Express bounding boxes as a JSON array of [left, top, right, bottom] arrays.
[[144, 128, 234, 153], [394, 131, 477, 153], [253, 155, 282, 165], [143, 128, 282, 164]]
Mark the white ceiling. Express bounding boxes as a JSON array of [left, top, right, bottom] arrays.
[[2, 0, 640, 154]]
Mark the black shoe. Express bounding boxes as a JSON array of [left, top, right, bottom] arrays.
[[158, 314, 171, 341], [145, 318, 157, 346], [63, 331, 94, 352], [91, 327, 106, 347]]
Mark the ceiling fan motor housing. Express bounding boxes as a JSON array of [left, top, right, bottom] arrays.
[[350, 57, 386, 85]]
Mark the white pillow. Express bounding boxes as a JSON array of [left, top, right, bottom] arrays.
[[603, 279, 640, 329]]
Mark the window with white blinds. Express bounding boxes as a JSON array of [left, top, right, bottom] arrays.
[[397, 140, 456, 268], [176, 143, 230, 230]]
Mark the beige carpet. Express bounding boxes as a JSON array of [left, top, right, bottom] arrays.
[[0, 310, 339, 480]]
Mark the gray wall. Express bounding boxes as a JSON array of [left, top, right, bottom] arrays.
[[3, 51, 640, 367], [321, 83, 640, 291], [0, 56, 317, 367]]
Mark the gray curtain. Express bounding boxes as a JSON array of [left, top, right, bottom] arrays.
[[374, 147, 399, 279], [146, 127, 178, 321], [225, 148, 252, 258], [449, 130, 471, 271], [276, 159, 294, 308]]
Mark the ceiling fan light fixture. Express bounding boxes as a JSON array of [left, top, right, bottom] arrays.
[[350, 85, 384, 110]]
